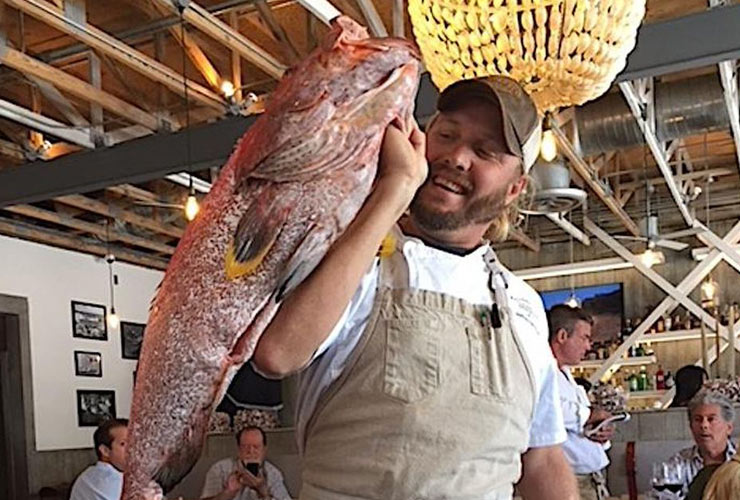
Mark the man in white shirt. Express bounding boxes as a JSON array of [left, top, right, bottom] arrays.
[[201, 426, 291, 500], [649, 390, 736, 499], [548, 304, 613, 500], [69, 418, 128, 500], [253, 75, 576, 499]]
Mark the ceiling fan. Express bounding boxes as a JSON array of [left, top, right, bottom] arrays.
[[613, 184, 702, 251]]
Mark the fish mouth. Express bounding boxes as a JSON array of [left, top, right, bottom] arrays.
[[345, 63, 417, 117]]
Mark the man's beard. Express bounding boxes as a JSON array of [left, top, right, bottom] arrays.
[[409, 179, 508, 232]]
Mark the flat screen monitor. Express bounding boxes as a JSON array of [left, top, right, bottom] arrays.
[[540, 283, 624, 343]]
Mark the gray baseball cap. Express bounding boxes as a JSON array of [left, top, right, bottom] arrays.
[[437, 75, 542, 173]]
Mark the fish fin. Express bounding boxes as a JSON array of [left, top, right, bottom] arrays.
[[225, 185, 295, 280], [275, 225, 333, 302]]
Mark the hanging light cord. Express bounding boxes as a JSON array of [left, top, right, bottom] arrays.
[[179, 8, 194, 193], [106, 221, 115, 311]]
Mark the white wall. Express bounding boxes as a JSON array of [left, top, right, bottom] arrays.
[[0, 235, 163, 450]]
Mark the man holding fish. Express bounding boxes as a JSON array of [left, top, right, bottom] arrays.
[[253, 75, 577, 499]]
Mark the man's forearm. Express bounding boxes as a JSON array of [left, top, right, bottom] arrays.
[[252, 180, 413, 377], [518, 445, 578, 500]]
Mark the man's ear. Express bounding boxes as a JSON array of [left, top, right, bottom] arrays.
[[555, 328, 569, 344], [98, 444, 111, 461]]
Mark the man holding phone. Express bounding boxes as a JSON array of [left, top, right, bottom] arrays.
[[548, 305, 614, 500], [201, 426, 291, 500]]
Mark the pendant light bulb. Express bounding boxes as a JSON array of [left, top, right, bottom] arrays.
[[540, 129, 558, 162], [701, 277, 718, 303], [564, 293, 580, 309], [107, 306, 120, 330], [185, 189, 199, 221], [639, 248, 665, 269], [221, 80, 235, 98]]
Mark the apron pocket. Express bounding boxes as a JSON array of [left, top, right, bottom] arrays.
[[467, 324, 514, 400], [383, 318, 441, 403]]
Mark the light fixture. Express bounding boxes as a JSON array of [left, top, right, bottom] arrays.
[[407, 0, 646, 112], [185, 184, 200, 221], [540, 129, 558, 162], [701, 276, 719, 304], [564, 293, 581, 309], [221, 80, 235, 98], [178, 9, 198, 223], [105, 223, 119, 330], [638, 248, 665, 269]]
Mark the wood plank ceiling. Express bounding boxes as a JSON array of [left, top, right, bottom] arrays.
[[0, 0, 737, 269]]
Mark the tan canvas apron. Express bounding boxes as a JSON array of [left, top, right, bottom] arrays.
[[300, 247, 538, 500]]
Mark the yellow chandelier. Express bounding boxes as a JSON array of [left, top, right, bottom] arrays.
[[408, 0, 646, 112]]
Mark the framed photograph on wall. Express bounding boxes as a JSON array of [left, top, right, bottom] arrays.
[[71, 301, 108, 341], [120, 321, 145, 360], [76, 389, 116, 427], [74, 351, 102, 377]]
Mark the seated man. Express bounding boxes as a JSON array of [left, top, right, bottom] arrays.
[[548, 305, 613, 500], [201, 426, 291, 500], [650, 390, 736, 499], [69, 418, 128, 500]]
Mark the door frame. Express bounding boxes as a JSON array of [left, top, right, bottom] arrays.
[[0, 294, 33, 499]]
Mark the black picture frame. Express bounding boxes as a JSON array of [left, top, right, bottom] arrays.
[[76, 390, 116, 427], [74, 351, 102, 377], [120, 321, 145, 360], [71, 301, 108, 341]]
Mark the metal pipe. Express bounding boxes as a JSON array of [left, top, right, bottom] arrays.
[[576, 74, 731, 156]]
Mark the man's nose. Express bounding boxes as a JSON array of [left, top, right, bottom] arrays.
[[445, 144, 472, 171]]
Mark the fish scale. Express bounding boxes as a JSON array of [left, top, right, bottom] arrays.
[[123, 16, 421, 500]]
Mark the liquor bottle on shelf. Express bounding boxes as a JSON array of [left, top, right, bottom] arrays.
[[622, 318, 633, 341], [672, 313, 681, 331], [629, 370, 639, 392], [665, 371, 675, 390], [664, 314, 672, 332], [657, 315, 666, 333], [635, 344, 646, 357], [656, 365, 666, 390], [638, 365, 648, 391]]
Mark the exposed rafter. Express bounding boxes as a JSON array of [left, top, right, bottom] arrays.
[[544, 213, 591, 246], [0, 44, 163, 132], [3, 204, 176, 255], [0, 216, 169, 269], [509, 228, 540, 252], [254, 0, 301, 65], [619, 79, 694, 226], [298, 0, 341, 25], [5, 0, 225, 109], [551, 122, 641, 236], [150, 0, 286, 80], [0, 97, 94, 148], [355, 0, 388, 37]]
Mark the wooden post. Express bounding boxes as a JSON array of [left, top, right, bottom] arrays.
[[701, 319, 709, 374], [730, 304, 736, 378], [715, 308, 722, 379]]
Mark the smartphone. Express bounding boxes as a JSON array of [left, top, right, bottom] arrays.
[[243, 461, 260, 476]]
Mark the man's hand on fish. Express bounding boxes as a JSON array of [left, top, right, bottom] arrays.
[[377, 116, 428, 209]]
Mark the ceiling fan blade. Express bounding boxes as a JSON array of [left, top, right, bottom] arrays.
[[613, 235, 647, 242], [655, 239, 689, 251], [661, 227, 705, 240]]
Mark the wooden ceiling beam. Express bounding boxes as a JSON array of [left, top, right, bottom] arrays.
[[5, 0, 225, 110], [131, 0, 223, 92], [0, 97, 94, 148], [508, 228, 540, 252], [3, 204, 176, 255], [254, 0, 302, 65], [0, 216, 169, 270], [354, 0, 388, 37], [150, 0, 287, 80], [54, 194, 184, 239], [30, 77, 89, 128], [106, 185, 162, 204]]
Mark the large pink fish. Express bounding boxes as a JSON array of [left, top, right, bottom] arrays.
[[123, 16, 421, 499]]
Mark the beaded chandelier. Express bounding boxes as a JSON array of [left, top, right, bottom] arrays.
[[408, 0, 646, 112]]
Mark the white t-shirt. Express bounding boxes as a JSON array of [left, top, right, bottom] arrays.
[[557, 368, 610, 474], [69, 461, 122, 500], [295, 226, 566, 451]]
